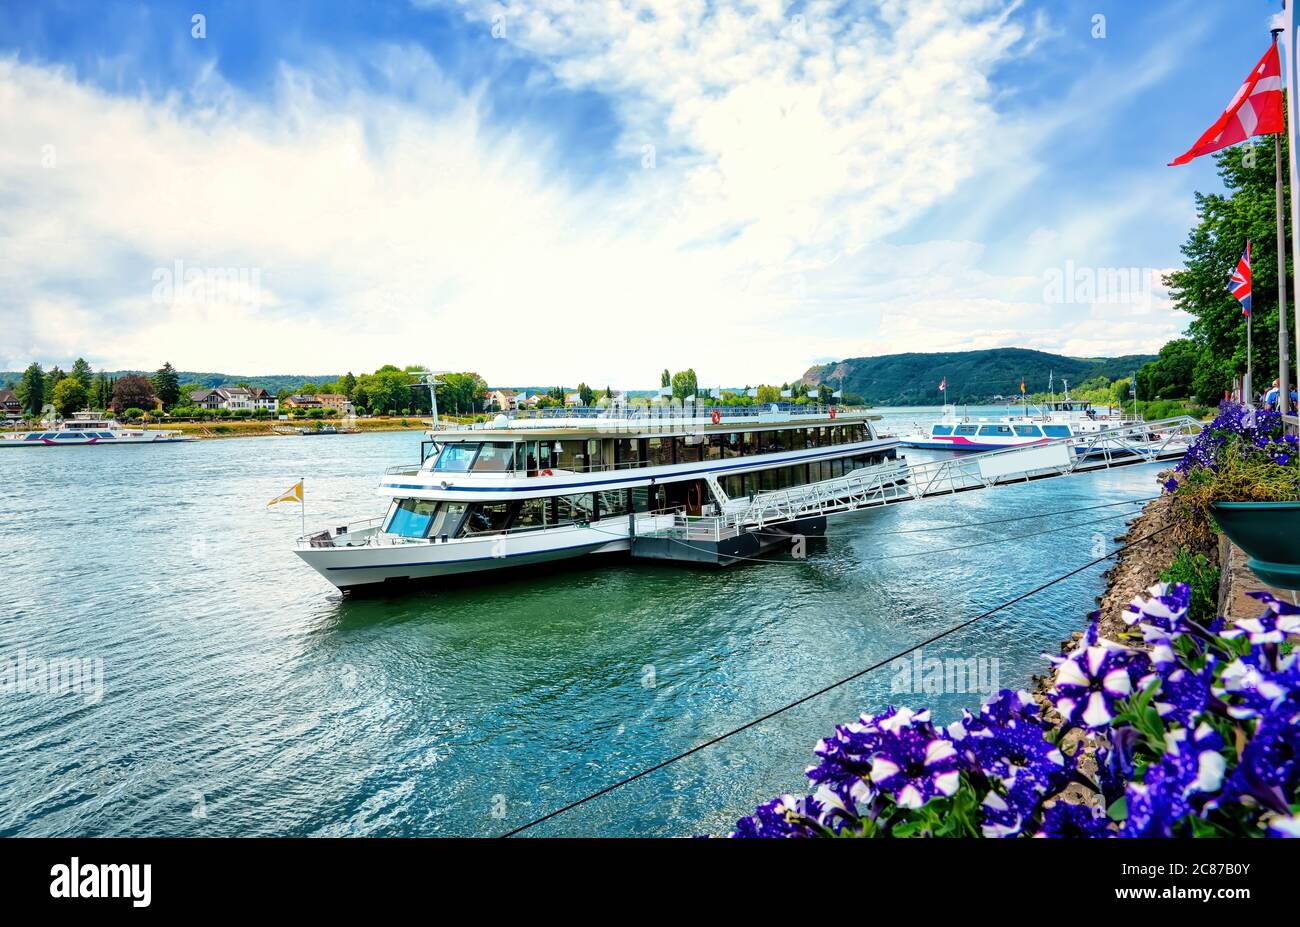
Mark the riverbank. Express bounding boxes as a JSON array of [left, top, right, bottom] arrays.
[[159, 416, 433, 440]]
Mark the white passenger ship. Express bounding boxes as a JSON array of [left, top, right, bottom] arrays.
[[0, 412, 193, 447], [899, 400, 1142, 452], [295, 404, 899, 591]]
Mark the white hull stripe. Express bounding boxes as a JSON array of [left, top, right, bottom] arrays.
[[323, 539, 610, 570]]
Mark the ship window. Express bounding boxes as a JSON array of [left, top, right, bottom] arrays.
[[384, 498, 441, 538], [1043, 425, 1071, 438], [646, 437, 672, 467], [462, 502, 513, 535], [955, 425, 979, 436], [614, 438, 641, 467], [932, 426, 953, 436], [674, 436, 700, 463], [471, 442, 515, 472], [433, 442, 479, 471], [596, 490, 628, 518], [551, 440, 588, 471], [722, 432, 742, 458], [1014, 425, 1042, 437], [743, 431, 762, 455], [702, 435, 722, 460], [556, 494, 595, 525], [515, 497, 552, 529], [978, 425, 1013, 436]]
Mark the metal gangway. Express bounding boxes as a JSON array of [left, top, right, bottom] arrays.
[[648, 416, 1202, 542]]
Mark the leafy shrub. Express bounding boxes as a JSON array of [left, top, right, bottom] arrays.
[[121, 407, 145, 420], [726, 585, 1300, 838], [1159, 549, 1220, 625]]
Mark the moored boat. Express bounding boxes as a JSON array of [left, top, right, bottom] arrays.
[[294, 404, 900, 591], [899, 399, 1143, 453], [0, 412, 193, 447]]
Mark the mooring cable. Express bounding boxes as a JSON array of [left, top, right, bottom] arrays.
[[498, 522, 1171, 837], [650, 506, 1149, 568]]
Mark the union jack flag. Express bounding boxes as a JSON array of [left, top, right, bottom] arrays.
[[1228, 241, 1252, 318]]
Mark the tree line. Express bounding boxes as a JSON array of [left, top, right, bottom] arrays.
[[1155, 135, 1297, 402]]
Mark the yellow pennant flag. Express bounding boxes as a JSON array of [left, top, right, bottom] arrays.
[[267, 480, 303, 507]]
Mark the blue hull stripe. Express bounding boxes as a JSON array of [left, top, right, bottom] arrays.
[[381, 441, 899, 493]]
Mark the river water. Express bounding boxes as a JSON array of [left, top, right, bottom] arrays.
[[0, 407, 1164, 836]]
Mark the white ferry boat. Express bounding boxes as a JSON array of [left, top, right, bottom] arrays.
[[295, 405, 900, 591], [899, 400, 1141, 452], [0, 412, 193, 447]]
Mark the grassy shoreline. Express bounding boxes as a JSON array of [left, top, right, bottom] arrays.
[[156, 417, 434, 440]]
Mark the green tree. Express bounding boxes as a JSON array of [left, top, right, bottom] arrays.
[[670, 368, 698, 400], [339, 371, 357, 399], [92, 371, 111, 410], [17, 363, 45, 415], [70, 357, 93, 389], [51, 377, 88, 417], [1136, 338, 1197, 401], [756, 384, 781, 404], [151, 362, 181, 409], [1166, 136, 1296, 400], [578, 382, 595, 406], [660, 369, 671, 388]]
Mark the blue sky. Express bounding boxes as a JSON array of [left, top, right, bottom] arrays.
[[0, 0, 1290, 384]]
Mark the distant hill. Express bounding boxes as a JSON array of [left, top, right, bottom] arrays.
[[0, 370, 343, 393], [800, 348, 1157, 406]]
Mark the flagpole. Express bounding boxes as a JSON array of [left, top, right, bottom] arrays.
[[1282, 8, 1300, 418], [301, 475, 305, 535], [1274, 28, 1294, 414]]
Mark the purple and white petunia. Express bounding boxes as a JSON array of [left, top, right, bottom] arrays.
[[1152, 659, 1217, 727], [1035, 801, 1112, 838], [1213, 651, 1300, 720], [730, 794, 827, 838], [1050, 639, 1153, 730], [866, 708, 963, 809], [1221, 592, 1300, 645], [1122, 722, 1226, 837], [1123, 582, 1192, 643], [950, 689, 1069, 797]]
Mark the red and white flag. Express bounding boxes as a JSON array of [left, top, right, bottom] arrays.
[[938, 377, 947, 391], [1169, 43, 1284, 165]]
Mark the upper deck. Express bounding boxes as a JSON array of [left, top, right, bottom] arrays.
[[429, 403, 879, 442]]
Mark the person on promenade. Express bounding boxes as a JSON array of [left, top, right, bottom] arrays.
[[1264, 379, 1280, 410]]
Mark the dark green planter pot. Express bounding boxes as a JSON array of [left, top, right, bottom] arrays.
[[1212, 501, 1300, 590]]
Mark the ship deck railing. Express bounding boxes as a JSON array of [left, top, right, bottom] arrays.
[[436, 403, 873, 431], [646, 416, 1202, 539]]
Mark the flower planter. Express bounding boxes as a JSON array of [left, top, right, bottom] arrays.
[[1211, 501, 1300, 589]]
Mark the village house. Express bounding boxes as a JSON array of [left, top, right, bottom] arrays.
[[190, 386, 279, 413], [314, 394, 352, 412], [0, 388, 22, 421], [488, 388, 519, 411]]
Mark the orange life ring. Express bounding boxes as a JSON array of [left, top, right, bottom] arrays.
[[539, 468, 553, 476], [710, 409, 721, 425], [829, 407, 837, 419]]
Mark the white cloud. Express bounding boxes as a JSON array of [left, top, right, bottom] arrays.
[[0, 2, 1182, 387]]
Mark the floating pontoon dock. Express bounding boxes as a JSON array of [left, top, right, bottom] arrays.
[[629, 416, 1201, 565]]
